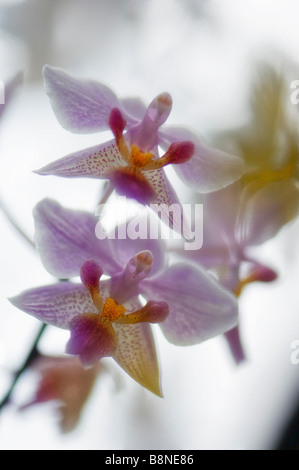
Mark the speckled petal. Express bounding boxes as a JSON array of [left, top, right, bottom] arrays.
[[159, 127, 245, 193], [113, 321, 162, 397], [9, 283, 95, 329], [33, 199, 120, 278], [67, 314, 118, 367], [35, 139, 124, 179], [145, 168, 191, 237], [139, 263, 238, 346]]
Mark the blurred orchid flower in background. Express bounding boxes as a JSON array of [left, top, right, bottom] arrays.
[[173, 179, 296, 362], [35, 65, 244, 233], [19, 355, 104, 433], [174, 64, 299, 363], [217, 63, 299, 189], [186, 179, 298, 295], [10, 198, 238, 396]]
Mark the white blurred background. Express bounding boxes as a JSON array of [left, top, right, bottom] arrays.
[[0, 0, 299, 450]]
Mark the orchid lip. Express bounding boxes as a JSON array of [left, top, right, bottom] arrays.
[[108, 167, 156, 205]]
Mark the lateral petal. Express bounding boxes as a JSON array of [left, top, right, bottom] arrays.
[[139, 263, 238, 346], [9, 283, 95, 329], [35, 139, 124, 179], [159, 127, 245, 193]]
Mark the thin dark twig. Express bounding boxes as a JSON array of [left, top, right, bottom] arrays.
[[0, 323, 47, 410]]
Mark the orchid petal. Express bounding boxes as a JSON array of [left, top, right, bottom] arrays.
[[43, 65, 123, 134], [110, 296, 162, 397], [109, 167, 156, 204], [35, 139, 124, 179], [66, 314, 118, 367], [191, 183, 242, 269], [9, 283, 95, 329], [33, 199, 120, 278], [159, 127, 245, 193], [145, 168, 191, 237], [120, 97, 147, 122], [113, 321, 162, 397], [20, 356, 100, 433], [236, 180, 299, 247], [139, 263, 238, 346]]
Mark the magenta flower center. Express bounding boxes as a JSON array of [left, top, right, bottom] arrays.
[[106, 107, 195, 204], [66, 260, 169, 366]]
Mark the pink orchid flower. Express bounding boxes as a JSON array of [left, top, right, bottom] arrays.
[[35, 65, 244, 233], [10, 199, 238, 395]]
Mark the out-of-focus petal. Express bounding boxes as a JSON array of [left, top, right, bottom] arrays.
[[43, 65, 121, 134], [33, 199, 120, 278], [139, 263, 238, 346], [159, 127, 245, 193], [113, 321, 162, 397], [190, 182, 242, 269], [224, 326, 246, 364], [20, 356, 101, 433], [236, 180, 299, 247], [9, 283, 95, 329], [35, 139, 124, 179], [0, 71, 23, 120]]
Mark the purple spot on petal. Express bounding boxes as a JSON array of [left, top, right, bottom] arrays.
[[67, 314, 117, 367], [109, 168, 155, 205]]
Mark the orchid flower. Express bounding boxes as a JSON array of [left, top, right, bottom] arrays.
[[195, 64, 299, 294], [173, 66, 299, 362], [176, 177, 299, 362], [35, 65, 244, 233], [20, 355, 103, 433], [10, 199, 238, 395]]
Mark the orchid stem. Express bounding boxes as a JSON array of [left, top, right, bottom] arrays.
[[0, 323, 47, 411], [0, 197, 35, 250]]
